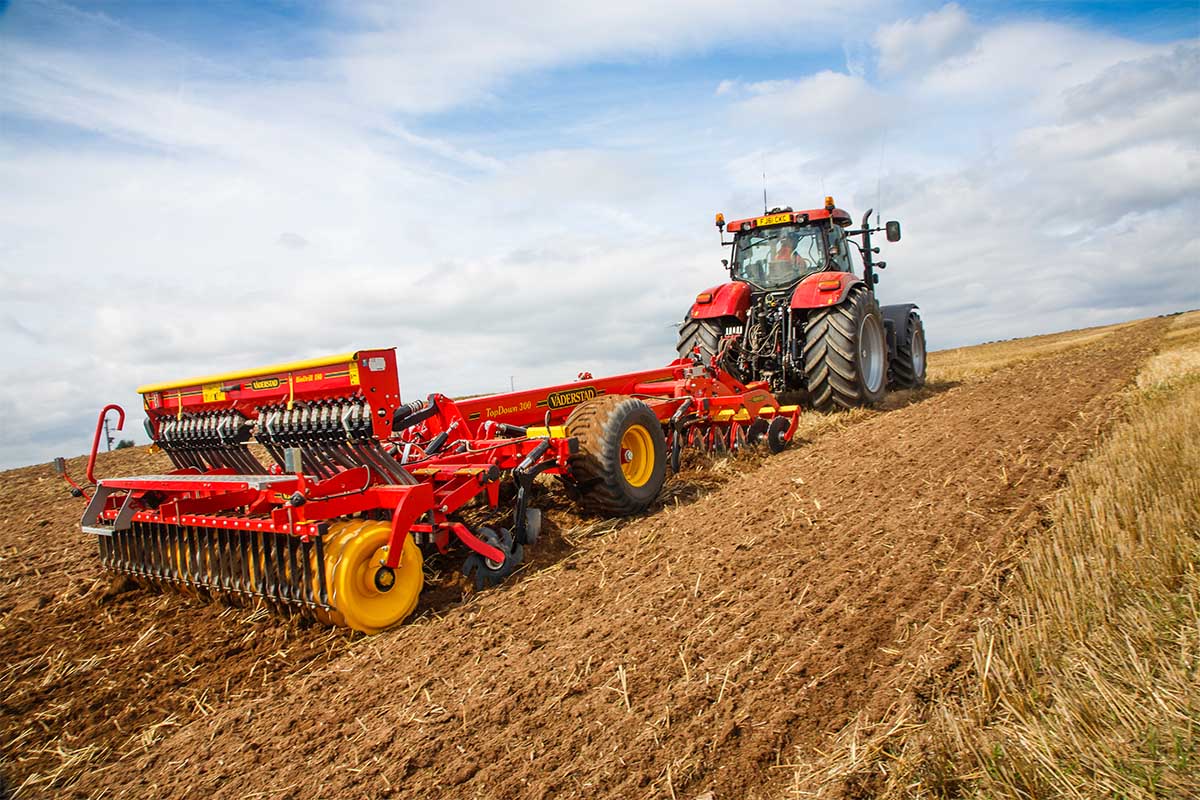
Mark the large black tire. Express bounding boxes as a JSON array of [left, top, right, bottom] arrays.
[[890, 311, 927, 389], [802, 285, 888, 411], [565, 396, 666, 516], [675, 315, 728, 364]]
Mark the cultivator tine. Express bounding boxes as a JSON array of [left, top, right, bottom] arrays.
[[268, 532, 286, 607], [314, 534, 329, 608], [220, 528, 237, 595], [139, 524, 155, 584], [195, 528, 210, 591], [162, 524, 175, 586], [90, 520, 333, 618], [210, 528, 225, 593], [183, 526, 196, 588], [215, 528, 231, 594], [221, 529, 239, 596], [113, 529, 129, 577], [230, 531, 246, 598], [97, 532, 110, 569], [286, 536, 301, 605]]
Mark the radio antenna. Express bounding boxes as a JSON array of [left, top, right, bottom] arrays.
[[762, 154, 768, 213], [876, 126, 888, 226]]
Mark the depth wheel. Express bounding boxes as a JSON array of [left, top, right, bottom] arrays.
[[462, 526, 524, 590], [765, 416, 789, 454], [566, 396, 667, 516], [746, 418, 769, 446], [319, 519, 423, 634]]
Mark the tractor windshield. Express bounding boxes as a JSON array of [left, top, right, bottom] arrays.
[[732, 224, 826, 290]]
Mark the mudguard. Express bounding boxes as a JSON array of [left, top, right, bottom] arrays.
[[789, 272, 864, 310], [880, 303, 919, 358], [689, 281, 751, 321]]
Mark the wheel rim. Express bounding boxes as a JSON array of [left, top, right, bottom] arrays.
[[858, 314, 885, 393], [481, 529, 505, 570], [619, 423, 655, 488], [326, 520, 423, 634], [911, 327, 926, 377]]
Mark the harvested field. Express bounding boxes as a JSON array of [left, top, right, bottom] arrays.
[[0, 316, 1182, 799]]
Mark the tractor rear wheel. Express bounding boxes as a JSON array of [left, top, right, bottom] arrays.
[[802, 285, 888, 411], [566, 396, 666, 516], [890, 310, 927, 389], [676, 315, 729, 366]]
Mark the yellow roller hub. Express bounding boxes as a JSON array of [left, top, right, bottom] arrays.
[[322, 519, 423, 634], [620, 423, 655, 488]]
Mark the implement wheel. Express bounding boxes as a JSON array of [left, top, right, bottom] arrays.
[[318, 519, 423, 634], [802, 285, 888, 411], [566, 395, 666, 515], [462, 526, 524, 590]]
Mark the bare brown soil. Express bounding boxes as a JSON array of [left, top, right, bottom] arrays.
[[0, 318, 1165, 799]]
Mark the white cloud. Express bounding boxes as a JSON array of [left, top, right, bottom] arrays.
[[332, 0, 883, 113], [874, 2, 976, 76], [728, 71, 898, 154]]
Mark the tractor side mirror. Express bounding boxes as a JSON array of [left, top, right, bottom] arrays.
[[885, 221, 901, 242], [721, 259, 729, 268]]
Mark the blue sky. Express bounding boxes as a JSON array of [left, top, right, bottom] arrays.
[[0, 0, 1197, 468]]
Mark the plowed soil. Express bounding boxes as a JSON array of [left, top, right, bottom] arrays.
[[0, 318, 1165, 799]]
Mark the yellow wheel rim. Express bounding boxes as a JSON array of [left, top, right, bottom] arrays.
[[326, 520, 423, 634], [620, 423, 655, 488]]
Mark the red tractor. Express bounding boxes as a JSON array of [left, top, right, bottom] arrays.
[[676, 198, 926, 411]]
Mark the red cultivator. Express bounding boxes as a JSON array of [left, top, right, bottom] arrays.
[[61, 348, 798, 633]]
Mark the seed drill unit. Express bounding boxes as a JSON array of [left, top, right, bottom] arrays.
[[61, 350, 798, 633]]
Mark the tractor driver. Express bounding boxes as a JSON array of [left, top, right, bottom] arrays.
[[766, 231, 807, 285]]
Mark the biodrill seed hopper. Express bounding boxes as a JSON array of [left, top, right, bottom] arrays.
[[60, 348, 798, 633]]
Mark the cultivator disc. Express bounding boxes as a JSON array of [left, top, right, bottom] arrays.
[[669, 406, 797, 466], [97, 519, 423, 633]]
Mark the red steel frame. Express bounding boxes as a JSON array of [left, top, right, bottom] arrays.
[[70, 349, 800, 575]]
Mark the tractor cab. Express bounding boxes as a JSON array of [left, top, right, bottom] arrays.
[[720, 200, 855, 292]]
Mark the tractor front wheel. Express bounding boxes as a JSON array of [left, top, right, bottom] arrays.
[[802, 285, 888, 411]]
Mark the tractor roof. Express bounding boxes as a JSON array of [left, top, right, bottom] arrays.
[[726, 205, 852, 233]]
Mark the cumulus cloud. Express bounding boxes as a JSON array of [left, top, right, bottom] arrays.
[[332, 0, 883, 113], [874, 2, 976, 76], [727, 71, 899, 155]]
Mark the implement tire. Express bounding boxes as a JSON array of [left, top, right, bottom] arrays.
[[676, 315, 728, 365], [802, 285, 888, 411], [890, 310, 927, 389], [566, 396, 666, 516]]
